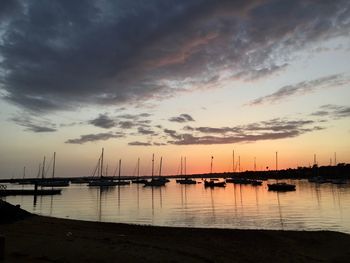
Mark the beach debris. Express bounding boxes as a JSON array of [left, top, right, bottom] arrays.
[[65, 232, 73, 241]]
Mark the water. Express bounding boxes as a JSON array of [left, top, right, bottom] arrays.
[[2, 179, 350, 233]]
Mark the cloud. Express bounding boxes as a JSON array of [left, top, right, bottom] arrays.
[[311, 104, 350, 118], [248, 74, 350, 106], [169, 114, 195, 123], [65, 132, 124, 144], [10, 115, 57, 132], [87, 112, 152, 129], [161, 118, 323, 145], [1, 1, 349, 112], [137, 127, 156, 135], [128, 141, 152, 146], [89, 114, 116, 129]]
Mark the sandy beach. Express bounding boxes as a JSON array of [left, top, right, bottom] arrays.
[[1, 201, 350, 262]]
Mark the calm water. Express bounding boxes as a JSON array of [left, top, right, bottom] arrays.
[[2, 179, 350, 233]]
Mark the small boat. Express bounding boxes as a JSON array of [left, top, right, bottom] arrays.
[[178, 178, 196, 184], [144, 155, 166, 187], [204, 180, 226, 188], [250, 180, 263, 186], [267, 182, 296, 191]]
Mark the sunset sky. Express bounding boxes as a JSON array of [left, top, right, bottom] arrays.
[[0, 0, 349, 178]]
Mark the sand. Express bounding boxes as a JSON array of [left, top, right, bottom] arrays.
[[1, 201, 350, 262]]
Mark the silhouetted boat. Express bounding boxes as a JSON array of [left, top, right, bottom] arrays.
[[204, 180, 226, 187], [178, 178, 196, 184], [267, 182, 296, 191], [132, 158, 147, 184], [250, 180, 263, 186], [177, 157, 196, 184], [115, 159, 130, 186], [37, 153, 70, 187], [88, 148, 118, 187], [144, 155, 166, 187]]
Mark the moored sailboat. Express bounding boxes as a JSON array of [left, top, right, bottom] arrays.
[[132, 158, 147, 184], [144, 155, 166, 187], [88, 148, 118, 187], [37, 152, 70, 187]]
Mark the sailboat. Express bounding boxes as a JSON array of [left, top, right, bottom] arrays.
[[178, 157, 196, 184], [267, 152, 295, 191], [115, 159, 130, 185], [88, 148, 118, 187], [38, 152, 70, 187], [132, 158, 147, 184], [204, 156, 226, 187], [144, 155, 166, 187]]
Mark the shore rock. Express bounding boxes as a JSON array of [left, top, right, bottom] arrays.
[[0, 200, 31, 224]]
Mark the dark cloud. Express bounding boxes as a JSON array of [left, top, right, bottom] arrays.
[[88, 112, 152, 129], [10, 115, 57, 132], [117, 113, 152, 120], [1, 1, 349, 112], [118, 121, 135, 129], [89, 114, 116, 129], [169, 114, 195, 123], [0, 0, 21, 20], [312, 104, 350, 119], [128, 141, 152, 146], [65, 132, 124, 144], [248, 74, 350, 106], [159, 118, 322, 145], [137, 127, 156, 135]]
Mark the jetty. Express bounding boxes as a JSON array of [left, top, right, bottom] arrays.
[[0, 184, 61, 196]]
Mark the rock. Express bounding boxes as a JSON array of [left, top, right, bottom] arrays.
[[0, 200, 31, 224]]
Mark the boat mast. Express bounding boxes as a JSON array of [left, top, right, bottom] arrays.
[[159, 157, 163, 177], [254, 157, 256, 171], [210, 156, 213, 174], [232, 150, 235, 173], [41, 156, 46, 180], [180, 156, 183, 177], [276, 151, 278, 171], [37, 163, 41, 178], [23, 166, 26, 179], [137, 158, 140, 178], [52, 152, 56, 179], [118, 159, 121, 181], [184, 157, 187, 177], [238, 156, 240, 173], [151, 154, 154, 179], [100, 148, 104, 178]]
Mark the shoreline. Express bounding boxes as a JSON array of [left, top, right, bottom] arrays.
[[1, 201, 350, 262]]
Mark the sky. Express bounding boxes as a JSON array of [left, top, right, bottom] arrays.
[[0, 0, 349, 178]]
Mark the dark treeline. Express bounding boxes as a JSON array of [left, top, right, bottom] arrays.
[[185, 163, 350, 180]]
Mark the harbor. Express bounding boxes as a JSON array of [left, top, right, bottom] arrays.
[[1, 176, 350, 234]]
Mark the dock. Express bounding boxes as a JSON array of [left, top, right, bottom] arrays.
[[0, 189, 61, 197]]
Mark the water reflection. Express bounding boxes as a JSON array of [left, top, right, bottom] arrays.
[[2, 180, 350, 233]]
